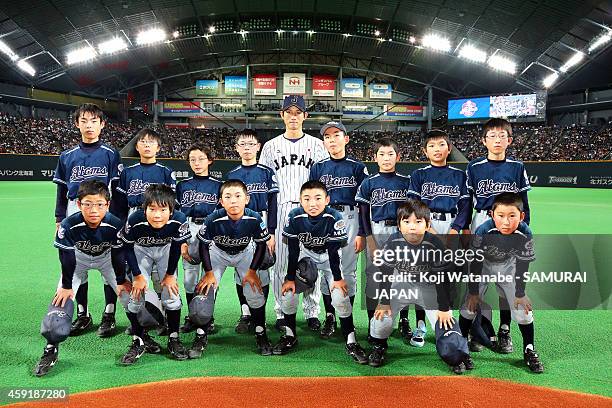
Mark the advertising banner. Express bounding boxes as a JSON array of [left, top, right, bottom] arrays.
[[162, 101, 201, 114], [253, 74, 276, 96], [224, 76, 247, 96], [283, 73, 306, 94], [195, 80, 219, 97], [312, 75, 335, 97], [384, 104, 424, 117], [370, 83, 392, 99], [341, 78, 364, 98]]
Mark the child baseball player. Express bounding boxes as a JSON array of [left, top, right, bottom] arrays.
[[53, 103, 122, 339], [227, 129, 278, 334], [117, 184, 191, 364], [466, 118, 532, 353], [459, 192, 544, 373], [195, 180, 273, 356], [34, 180, 126, 376], [309, 121, 368, 340], [175, 143, 222, 334], [368, 199, 473, 374], [274, 181, 368, 364], [355, 137, 423, 344]]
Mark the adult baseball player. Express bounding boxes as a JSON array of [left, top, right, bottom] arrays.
[[309, 121, 368, 338], [258, 95, 328, 331]]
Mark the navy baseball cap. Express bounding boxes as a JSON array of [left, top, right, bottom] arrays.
[[189, 292, 215, 326], [470, 303, 496, 349], [435, 321, 469, 366], [294, 257, 318, 294], [320, 121, 347, 136], [41, 298, 74, 344], [282, 95, 306, 112]]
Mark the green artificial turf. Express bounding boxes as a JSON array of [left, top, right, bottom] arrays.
[[0, 182, 610, 400]]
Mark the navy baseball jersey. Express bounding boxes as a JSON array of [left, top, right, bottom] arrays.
[[119, 209, 191, 247], [197, 208, 270, 253], [175, 175, 222, 218], [282, 207, 348, 252], [53, 141, 122, 200], [226, 164, 279, 212], [309, 156, 368, 206], [116, 162, 176, 209], [55, 212, 123, 256], [355, 172, 411, 222], [466, 157, 531, 211], [472, 219, 535, 264]]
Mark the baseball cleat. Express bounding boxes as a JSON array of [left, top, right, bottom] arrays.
[[346, 342, 368, 365], [256, 332, 273, 356], [451, 362, 466, 375], [274, 318, 286, 333], [524, 349, 544, 373], [168, 337, 189, 360], [398, 318, 412, 344], [120, 338, 146, 365], [187, 333, 208, 359], [97, 313, 116, 338], [272, 335, 298, 355], [179, 316, 195, 333], [464, 355, 475, 370], [307, 317, 321, 331], [235, 315, 252, 334], [368, 344, 386, 367], [33, 345, 58, 377], [410, 321, 427, 348], [142, 332, 162, 354], [206, 318, 216, 335], [320, 314, 336, 339], [495, 328, 514, 354], [70, 313, 93, 336]]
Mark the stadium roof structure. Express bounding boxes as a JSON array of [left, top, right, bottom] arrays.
[[0, 0, 611, 105]]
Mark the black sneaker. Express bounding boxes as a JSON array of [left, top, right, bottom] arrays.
[[496, 328, 513, 354], [274, 318, 286, 333], [179, 316, 195, 333], [469, 340, 485, 352], [320, 314, 336, 339], [272, 335, 298, 355], [524, 348, 544, 373], [156, 324, 169, 337], [464, 355, 475, 370], [451, 362, 466, 375], [235, 315, 252, 334], [307, 317, 321, 331], [142, 332, 162, 354], [368, 344, 386, 367], [206, 318, 216, 335], [168, 337, 189, 360], [346, 342, 368, 365], [187, 333, 208, 359], [97, 313, 116, 338], [70, 313, 93, 336], [33, 345, 58, 377], [256, 332, 273, 356], [398, 318, 412, 344], [121, 338, 146, 365]]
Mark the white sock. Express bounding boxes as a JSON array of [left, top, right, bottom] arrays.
[[133, 336, 144, 345], [242, 304, 251, 316], [418, 320, 426, 330], [196, 328, 205, 335], [525, 344, 534, 352], [500, 324, 510, 331], [169, 332, 178, 339], [285, 326, 294, 337], [78, 304, 85, 314], [327, 312, 335, 319], [346, 332, 356, 344], [255, 326, 264, 334], [105, 304, 115, 314]]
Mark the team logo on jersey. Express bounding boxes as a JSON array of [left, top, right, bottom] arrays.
[[475, 180, 518, 196], [69, 166, 109, 183], [118, 163, 124, 174], [260, 221, 267, 231], [75, 241, 112, 255], [319, 174, 357, 189], [420, 182, 460, 198], [127, 179, 152, 196], [370, 188, 409, 206], [272, 155, 315, 171], [180, 190, 218, 207], [57, 226, 65, 239], [297, 232, 327, 246], [136, 236, 173, 246], [246, 182, 268, 194], [179, 222, 190, 237], [171, 172, 177, 180], [214, 236, 251, 247], [333, 220, 346, 231]]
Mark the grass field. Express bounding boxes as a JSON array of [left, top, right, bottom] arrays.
[[0, 182, 610, 399]]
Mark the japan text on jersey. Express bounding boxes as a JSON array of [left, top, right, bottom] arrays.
[[282, 207, 348, 252], [54, 212, 123, 256], [355, 172, 411, 222], [466, 157, 531, 210], [408, 165, 470, 213], [226, 164, 279, 212], [176, 176, 222, 218], [53, 142, 122, 200], [119, 209, 191, 247], [472, 219, 535, 263], [196, 208, 270, 253], [309, 157, 368, 206], [116, 162, 176, 209]]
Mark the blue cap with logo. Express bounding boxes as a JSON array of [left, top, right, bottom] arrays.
[[320, 121, 347, 136], [435, 321, 470, 366], [282, 95, 307, 112]]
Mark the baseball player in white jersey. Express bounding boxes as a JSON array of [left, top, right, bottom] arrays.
[[258, 95, 329, 331]]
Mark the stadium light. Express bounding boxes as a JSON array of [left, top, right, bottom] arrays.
[[374, 30, 380, 36], [208, 26, 216, 34], [306, 30, 315, 35], [0, 40, 19, 61], [588, 30, 611, 53], [343, 33, 351, 37], [543, 72, 559, 88], [276, 29, 284, 34], [66, 46, 96, 65], [422, 34, 451, 52], [239, 29, 248, 37], [98, 37, 128, 55], [17, 59, 36, 76], [409, 36, 416, 44], [459, 44, 487, 63], [172, 31, 180, 38], [559, 51, 584, 73], [136, 28, 167, 45], [487, 54, 517, 74]]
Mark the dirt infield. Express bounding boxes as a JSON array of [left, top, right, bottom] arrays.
[[9, 376, 612, 408]]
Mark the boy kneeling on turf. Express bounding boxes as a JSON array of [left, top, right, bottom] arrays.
[[368, 199, 473, 374], [459, 192, 544, 373], [275, 180, 368, 364], [117, 184, 191, 364], [34, 180, 126, 376], [195, 180, 273, 356]]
